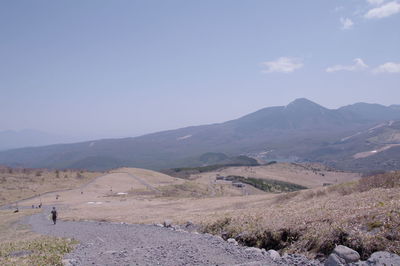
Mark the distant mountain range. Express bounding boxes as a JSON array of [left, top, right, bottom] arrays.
[[0, 129, 68, 151], [1, 98, 400, 172]]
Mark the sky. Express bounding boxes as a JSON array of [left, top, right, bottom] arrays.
[[1, 0, 399, 140]]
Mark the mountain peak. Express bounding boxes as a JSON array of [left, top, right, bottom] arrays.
[[288, 98, 316, 104], [286, 98, 325, 110]]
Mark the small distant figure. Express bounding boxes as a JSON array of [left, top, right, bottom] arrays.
[[38, 203, 42, 208], [13, 208, 19, 213], [32, 205, 35, 209], [56, 195, 59, 200], [51, 207, 57, 225], [81, 191, 83, 195]]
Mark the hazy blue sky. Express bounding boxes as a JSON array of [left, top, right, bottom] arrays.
[[1, 0, 399, 140]]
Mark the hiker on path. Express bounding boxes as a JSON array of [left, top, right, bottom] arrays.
[[51, 207, 57, 225]]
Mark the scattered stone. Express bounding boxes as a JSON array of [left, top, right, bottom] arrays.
[[221, 231, 229, 240], [62, 259, 78, 266], [172, 225, 180, 230], [163, 219, 172, 228], [227, 238, 238, 245], [267, 249, 281, 260], [332, 245, 360, 263], [185, 221, 194, 228]]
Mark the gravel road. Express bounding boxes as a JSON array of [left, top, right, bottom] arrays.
[[24, 207, 321, 266]]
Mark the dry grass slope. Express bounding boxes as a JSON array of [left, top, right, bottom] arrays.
[[189, 163, 360, 189], [200, 172, 400, 259], [0, 167, 103, 206], [3, 165, 397, 261]]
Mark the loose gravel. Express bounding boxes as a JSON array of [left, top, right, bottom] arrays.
[[23, 207, 321, 266]]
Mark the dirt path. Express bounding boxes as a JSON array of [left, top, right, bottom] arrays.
[[24, 208, 320, 266]]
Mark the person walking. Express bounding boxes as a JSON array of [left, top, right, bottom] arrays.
[[51, 207, 57, 225]]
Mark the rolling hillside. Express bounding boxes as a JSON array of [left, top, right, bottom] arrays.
[[0, 98, 400, 171]]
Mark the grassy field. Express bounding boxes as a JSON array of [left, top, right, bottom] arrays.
[[0, 209, 76, 265], [0, 167, 103, 206]]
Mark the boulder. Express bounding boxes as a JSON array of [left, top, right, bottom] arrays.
[[367, 251, 400, 265], [325, 253, 344, 266], [245, 247, 263, 256], [332, 245, 360, 263], [267, 249, 281, 260]]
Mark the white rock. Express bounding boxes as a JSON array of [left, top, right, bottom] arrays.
[[62, 259, 74, 266], [267, 249, 281, 260], [332, 245, 360, 263], [245, 247, 263, 255], [227, 238, 238, 245]]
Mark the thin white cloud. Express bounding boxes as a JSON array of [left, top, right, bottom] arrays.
[[340, 17, 354, 29], [372, 62, 400, 73], [326, 58, 368, 73], [367, 0, 385, 6], [365, 1, 400, 18], [261, 57, 303, 73]]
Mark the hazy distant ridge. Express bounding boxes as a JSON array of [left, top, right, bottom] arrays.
[[1, 98, 400, 171]]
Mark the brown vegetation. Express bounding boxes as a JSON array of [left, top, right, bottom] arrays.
[[200, 172, 400, 259], [3, 165, 397, 260], [0, 166, 102, 206]]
